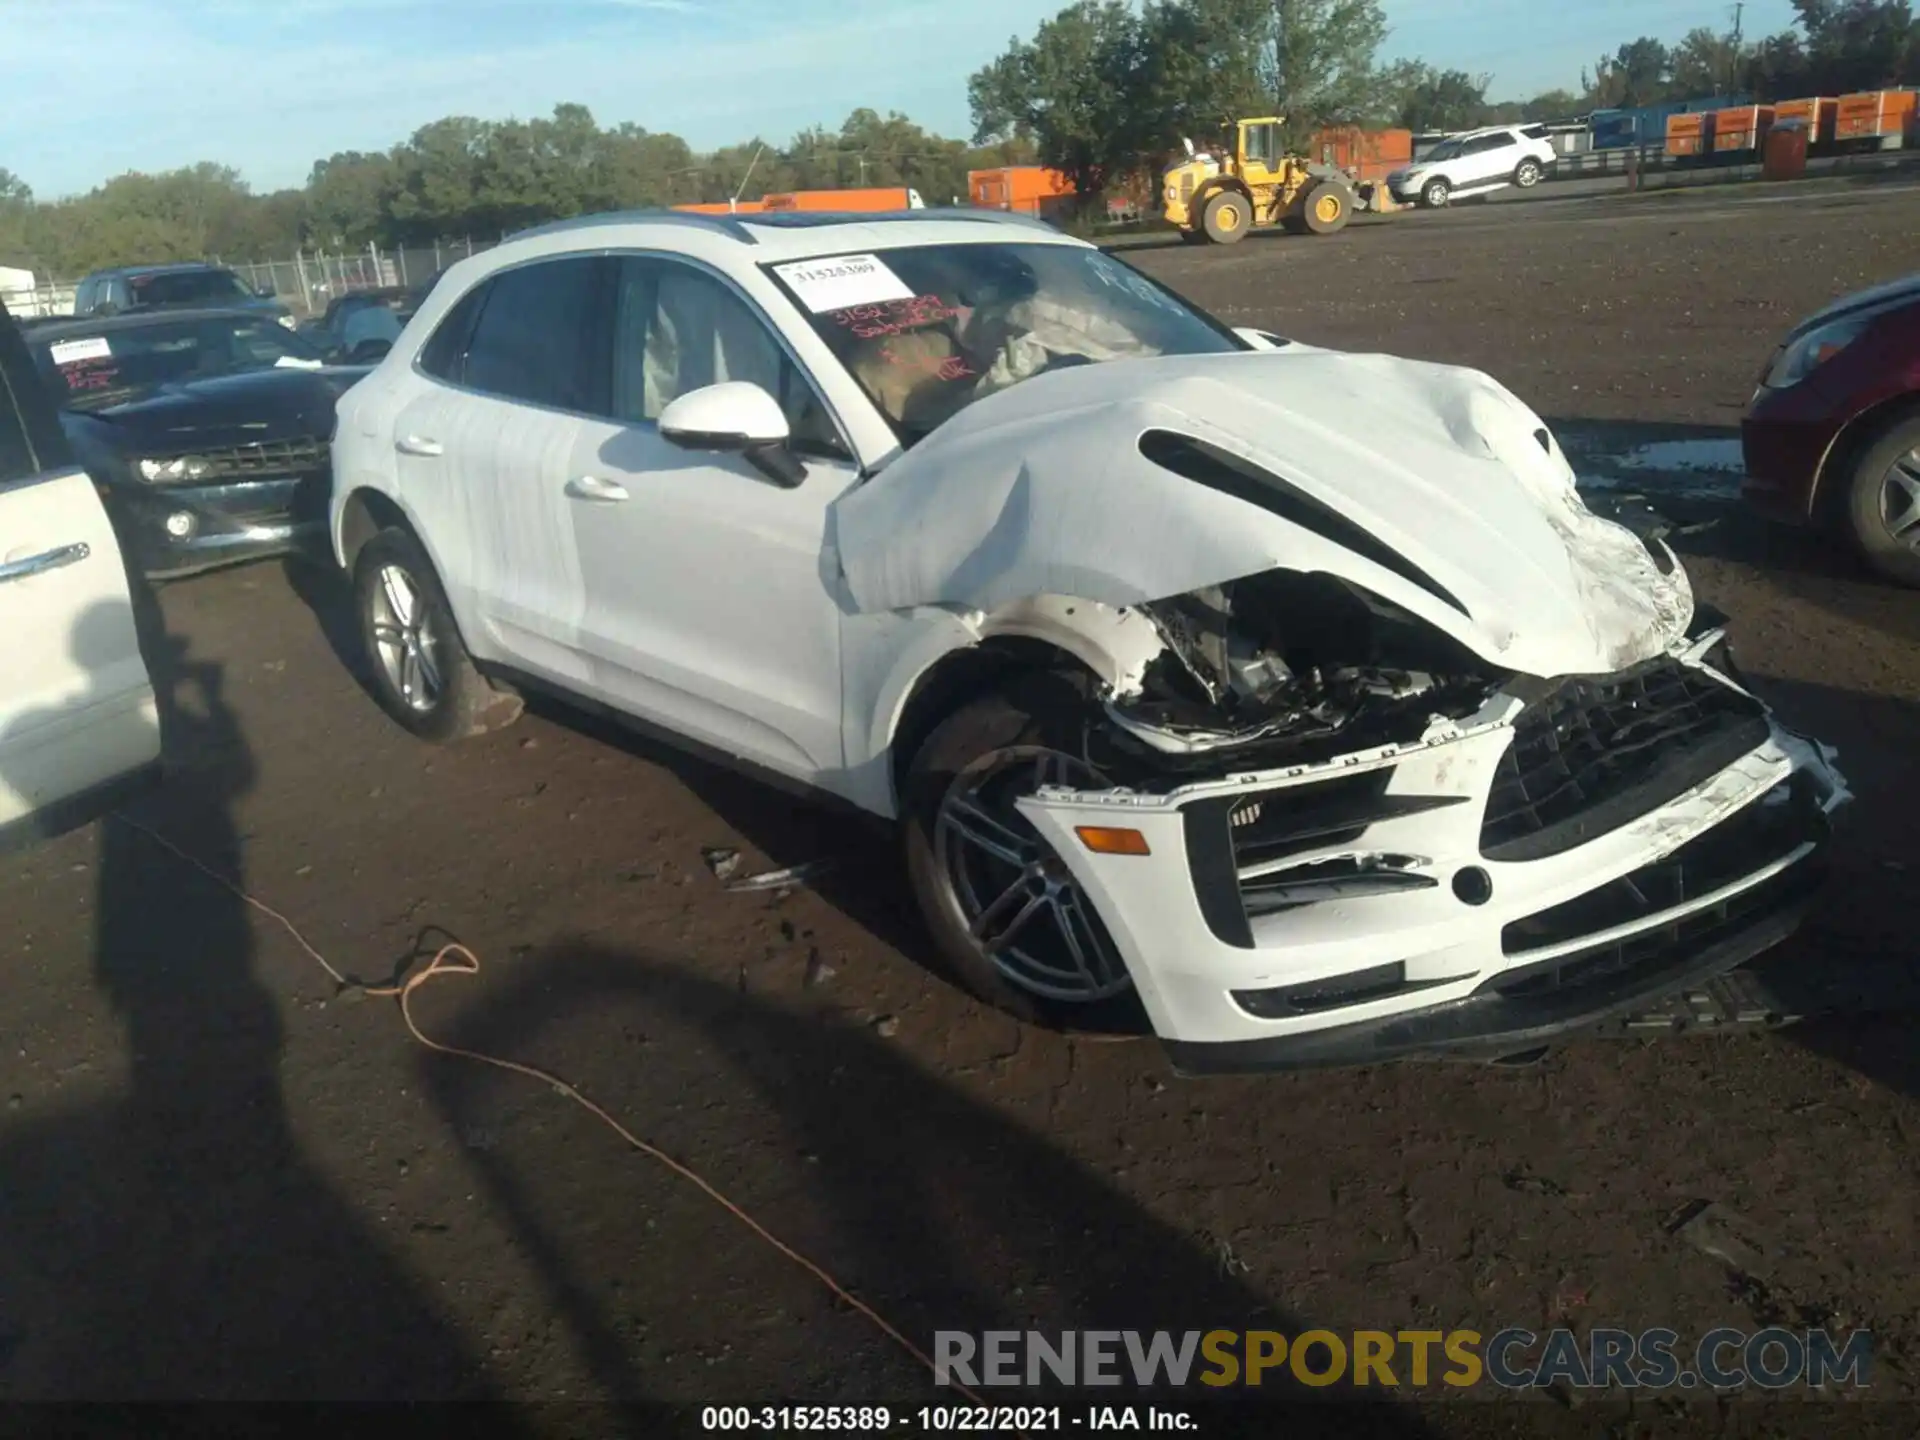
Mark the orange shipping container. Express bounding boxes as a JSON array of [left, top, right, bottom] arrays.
[[1773, 96, 1838, 145], [968, 165, 1075, 216], [1307, 126, 1413, 185], [1665, 112, 1712, 157], [672, 200, 767, 214], [1836, 89, 1918, 140], [1713, 104, 1775, 152], [760, 187, 924, 212]]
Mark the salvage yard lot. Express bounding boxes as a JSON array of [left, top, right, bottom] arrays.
[[1, 184, 1917, 1424]]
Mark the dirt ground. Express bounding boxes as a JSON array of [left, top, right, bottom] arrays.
[[2, 179, 1917, 1433]]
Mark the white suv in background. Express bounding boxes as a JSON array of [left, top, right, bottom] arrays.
[[325, 208, 1842, 1074], [1389, 125, 1558, 209]]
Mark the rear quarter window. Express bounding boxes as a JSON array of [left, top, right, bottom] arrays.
[[0, 305, 75, 483]]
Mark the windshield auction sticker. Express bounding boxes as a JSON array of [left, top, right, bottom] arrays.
[[48, 336, 112, 366], [773, 254, 914, 313]]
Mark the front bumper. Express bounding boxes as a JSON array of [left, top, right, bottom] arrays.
[[1740, 379, 1845, 526], [1017, 647, 1847, 1073], [107, 474, 328, 579]]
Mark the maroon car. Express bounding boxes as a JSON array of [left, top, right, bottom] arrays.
[[1742, 272, 1920, 585]]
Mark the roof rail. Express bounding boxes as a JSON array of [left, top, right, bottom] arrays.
[[738, 208, 1065, 234], [507, 208, 759, 245]]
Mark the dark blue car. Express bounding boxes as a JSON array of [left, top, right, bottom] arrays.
[[71, 262, 294, 329]]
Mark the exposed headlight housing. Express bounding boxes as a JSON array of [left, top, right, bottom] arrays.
[[138, 455, 212, 483], [1763, 308, 1885, 389]]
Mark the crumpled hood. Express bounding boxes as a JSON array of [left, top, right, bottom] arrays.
[[833, 349, 1693, 679]]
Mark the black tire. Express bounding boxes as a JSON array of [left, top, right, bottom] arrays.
[[353, 526, 523, 742], [1843, 413, 1920, 587], [1281, 215, 1310, 235], [1514, 158, 1544, 189], [1300, 179, 1354, 234], [1178, 227, 1208, 245], [1201, 189, 1252, 244], [1421, 177, 1451, 209], [902, 675, 1138, 1028]]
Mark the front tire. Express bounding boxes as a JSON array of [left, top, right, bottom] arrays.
[[353, 527, 523, 742], [902, 679, 1135, 1026], [1844, 414, 1920, 587], [1202, 190, 1252, 244], [1422, 177, 1451, 209]]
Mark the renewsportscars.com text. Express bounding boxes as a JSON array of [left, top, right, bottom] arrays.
[[934, 1327, 1872, 1391]]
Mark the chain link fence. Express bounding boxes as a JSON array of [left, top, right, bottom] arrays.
[[229, 238, 500, 316], [4, 238, 504, 321]]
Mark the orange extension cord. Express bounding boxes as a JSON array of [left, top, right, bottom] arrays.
[[114, 812, 991, 1409]]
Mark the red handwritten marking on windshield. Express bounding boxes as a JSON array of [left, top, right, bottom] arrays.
[[877, 344, 974, 382], [830, 294, 962, 340], [60, 358, 119, 391]]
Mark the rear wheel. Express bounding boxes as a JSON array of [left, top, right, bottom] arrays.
[[903, 680, 1136, 1026], [1301, 180, 1354, 234], [353, 527, 523, 742], [1844, 414, 1920, 587], [1201, 190, 1252, 244], [1422, 177, 1451, 209], [1178, 227, 1208, 245], [1514, 158, 1544, 189]]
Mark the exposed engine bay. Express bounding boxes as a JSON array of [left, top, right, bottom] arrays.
[[1105, 569, 1508, 765]]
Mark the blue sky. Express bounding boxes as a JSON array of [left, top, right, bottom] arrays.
[[0, 0, 1801, 199]]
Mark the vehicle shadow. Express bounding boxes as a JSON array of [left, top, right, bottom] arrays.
[[282, 553, 380, 696], [1730, 674, 1920, 1103], [0, 582, 519, 1406], [411, 937, 1449, 1430], [277, 555, 962, 992]]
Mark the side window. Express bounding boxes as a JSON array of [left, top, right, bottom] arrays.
[[1243, 124, 1276, 166], [0, 368, 34, 484], [0, 313, 72, 484], [610, 257, 846, 458], [416, 283, 490, 383], [460, 256, 605, 412]]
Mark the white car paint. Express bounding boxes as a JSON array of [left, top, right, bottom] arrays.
[[833, 348, 1693, 679], [327, 210, 1845, 1062], [1388, 125, 1558, 206], [0, 429, 160, 840]]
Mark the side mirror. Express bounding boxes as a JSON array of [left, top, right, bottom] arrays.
[[658, 381, 804, 487]]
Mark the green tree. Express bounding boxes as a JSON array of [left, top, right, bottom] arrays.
[[1583, 36, 1673, 108], [1267, 0, 1393, 144], [968, 0, 1149, 200], [306, 151, 396, 248], [1387, 62, 1494, 130], [1669, 26, 1745, 97]]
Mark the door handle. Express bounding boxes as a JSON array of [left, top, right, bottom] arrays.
[[395, 434, 443, 457], [0, 542, 89, 585], [565, 474, 630, 503]]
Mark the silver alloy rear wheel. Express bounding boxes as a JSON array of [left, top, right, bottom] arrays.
[[369, 563, 444, 713]]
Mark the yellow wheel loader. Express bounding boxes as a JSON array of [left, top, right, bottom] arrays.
[[1162, 117, 1358, 244]]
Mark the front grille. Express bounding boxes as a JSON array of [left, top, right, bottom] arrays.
[[1183, 767, 1463, 949], [1501, 772, 1828, 957], [150, 437, 330, 483], [1480, 658, 1769, 862], [1482, 852, 1823, 1004]]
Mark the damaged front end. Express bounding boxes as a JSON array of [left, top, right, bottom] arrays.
[[1109, 569, 1505, 763], [1007, 584, 1848, 1072], [838, 347, 1847, 1068]]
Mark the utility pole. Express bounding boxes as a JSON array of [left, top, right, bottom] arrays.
[[1728, 2, 1745, 93]]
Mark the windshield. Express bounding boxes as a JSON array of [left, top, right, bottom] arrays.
[[31, 315, 325, 411], [128, 269, 255, 307], [764, 242, 1243, 444]]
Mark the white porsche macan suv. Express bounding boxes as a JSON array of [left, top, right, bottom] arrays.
[[327, 208, 1845, 1073]]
